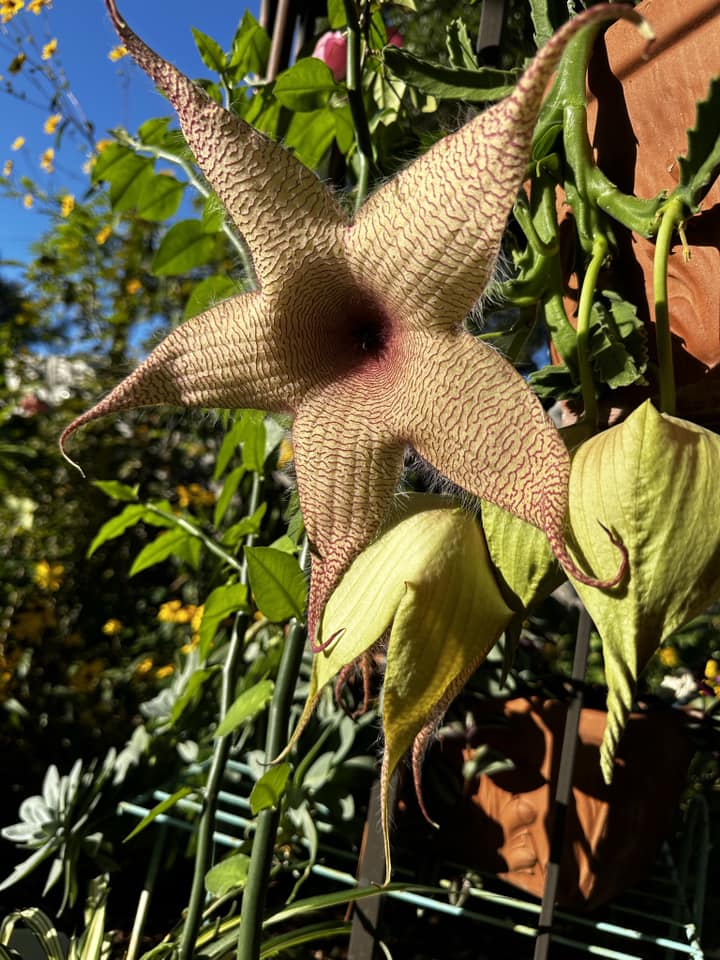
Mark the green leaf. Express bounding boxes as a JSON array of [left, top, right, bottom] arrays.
[[274, 59, 337, 112], [589, 291, 647, 389], [214, 417, 246, 480], [201, 193, 225, 233], [259, 922, 352, 959], [136, 173, 185, 222], [86, 503, 147, 557], [676, 76, 720, 209], [529, 0, 567, 48], [567, 402, 720, 780], [214, 465, 246, 527], [123, 787, 194, 842], [230, 11, 270, 77], [383, 46, 519, 102], [184, 275, 239, 320], [245, 546, 307, 621], [130, 527, 190, 576], [137, 116, 172, 146], [205, 853, 250, 898], [214, 678, 274, 738], [91, 480, 139, 502], [445, 19, 477, 70], [327, 0, 346, 28], [285, 108, 337, 171], [151, 220, 217, 276], [192, 28, 226, 74], [333, 105, 354, 155], [0, 908, 66, 960], [222, 502, 267, 548], [199, 582, 249, 651], [92, 143, 154, 211], [170, 667, 217, 724], [249, 762, 291, 814], [238, 410, 266, 472]]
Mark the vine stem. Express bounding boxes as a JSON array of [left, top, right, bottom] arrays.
[[145, 503, 244, 574], [177, 472, 262, 960], [235, 615, 308, 960], [653, 198, 682, 416], [342, 0, 373, 209], [575, 233, 606, 429]]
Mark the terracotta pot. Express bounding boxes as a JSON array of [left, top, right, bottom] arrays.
[[557, 0, 720, 425], [410, 697, 693, 911]]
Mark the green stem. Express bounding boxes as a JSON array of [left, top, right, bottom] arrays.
[[575, 234, 606, 429], [235, 617, 308, 960], [177, 473, 262, 960], [119, 132, 255, 279], [653, 199, 682, 415], [145, 503, 244, 574], [342, 0, 373, 208]]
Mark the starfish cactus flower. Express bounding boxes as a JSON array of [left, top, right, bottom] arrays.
[[60, 2, 648, 640]]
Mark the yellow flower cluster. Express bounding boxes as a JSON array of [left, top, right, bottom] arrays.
[[158, 600, 203, 630], [11, 136, 25, 151], [101, 618, 123, 637], [0, 0, 24, 24], [125, 278, 142, 295], [60, 193, 74, 217], [40, 146, 54, 173], [34, 559, 64, 592], [134, 656, 175, 681], [41, 37, 57, 60], [95, 225, 111, 245], [43, 112, 61, 135], [108, 44, 127, 62], [23, 193, 33, 208], [27, 0, 52, 12], [177, 483, 215, 510], [658, 646, 680, 669], [2, 160, 11, 177]]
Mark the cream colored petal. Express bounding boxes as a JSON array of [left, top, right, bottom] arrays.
[[60, 293, 302, 462], [291, 377, 406, 642], [389, 329, 624, 587], [104, 0, 348, 296], [348, 5, 649, 329]]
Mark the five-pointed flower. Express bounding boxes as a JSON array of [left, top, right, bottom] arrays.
[[61, 1, 645, 639]]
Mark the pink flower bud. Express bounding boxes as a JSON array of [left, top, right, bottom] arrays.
[[312, 30, 347, 82], [386, 27, 404, 48]]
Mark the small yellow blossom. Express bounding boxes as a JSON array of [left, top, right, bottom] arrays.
[[11, 136, 25, 151], [277, 437, 294, 468], [1, 1, 24, 25], [41, 38, 57, 60], [95, 225, 112, 245], [23, 193, 33, 208], [135, 657, 154, 677], [95, 139, 113, 153], [181, 633, 201, 654], [43, 113, 61, 135], [34, 559, 64, 592], [191, 604, 204, 634], [27, 0, 51, 12], [125, 278, 142, 295], [705, 658, 719, 681], [158, 599, 183, 623], [2, 160, 12, 177], [60, 193, 74, 217], [108, 44, 127, 62], [40, 147, 54, 173], [101, 618, 123, 637], [154, 664, 175, 680], [177, 483, 215, 510], [658, 646, 680, 669]]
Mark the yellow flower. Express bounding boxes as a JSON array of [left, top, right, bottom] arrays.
[[177, 483, 214, 510], [125, 278, 142, 295], [11, 136, 25, 151], [27, 0, 51, 12], [705, 658, 719, 681], [2, 160, 12, 177], [40, 147, 54, 173], [108, 44, 127, 62], [191, 604, 204, 634], [277, 437, 293, 468], [101, 618, 123, 636], [154, 664, 175, 680], [23, 193, 33, 208], [658, 646, 680, 669], [43, 113, 61, 135], [34, 559, 64, 592], [135, 657, 154, 676], [158, 599, 183, 623], [60, 193, 74, 217], [41, 38, 57, 60], [1, 1, 24, 24], [95, 139, 113, 153], [95, 225, 111, 245]]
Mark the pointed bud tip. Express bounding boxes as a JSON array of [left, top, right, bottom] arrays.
[[58, 426, 85, 478]]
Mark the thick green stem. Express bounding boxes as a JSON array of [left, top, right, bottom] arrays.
[[177, 473, 262, 960], [575, 234, 606, 429], [653, 199, 682, 415], [235, 617, 308, 960], [342, 0, 373, 208]]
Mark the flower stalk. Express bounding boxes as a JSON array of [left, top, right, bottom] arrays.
[[653, 198, 683, 416]]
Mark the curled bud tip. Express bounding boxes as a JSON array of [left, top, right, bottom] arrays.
[[59, 428, 85, 477], [311, 626, 345, 654]]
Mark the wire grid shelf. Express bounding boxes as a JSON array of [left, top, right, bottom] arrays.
[[119, 759, 708, 960]]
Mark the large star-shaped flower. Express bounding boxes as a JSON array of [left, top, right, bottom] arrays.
[[62, 1, 642, 639]]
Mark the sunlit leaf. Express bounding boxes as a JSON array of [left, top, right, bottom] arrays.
[[123, 787, 194, 842], [245, 547, 307, 621], [129, 527, 190, 576], [274, 60, 337, 112], [249, 762, 291, 814], [214, 678, 274, 738], [151, 220, 217, 276], [205, 853, 250, 898]]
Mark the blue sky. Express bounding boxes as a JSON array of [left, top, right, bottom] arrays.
[[1, 0, 260, 271]]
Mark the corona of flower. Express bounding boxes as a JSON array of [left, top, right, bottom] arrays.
[[62, 1, 646, 643]]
